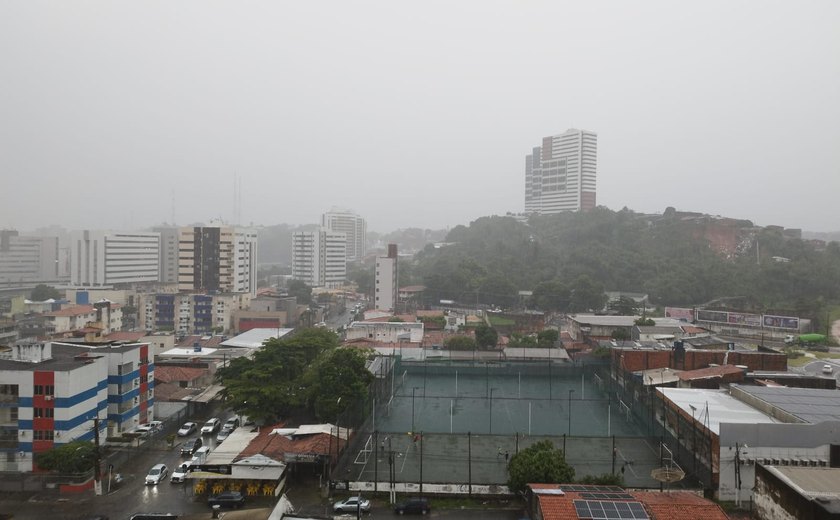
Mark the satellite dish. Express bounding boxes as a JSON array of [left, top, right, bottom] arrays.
[[650, 466, 686, 483]]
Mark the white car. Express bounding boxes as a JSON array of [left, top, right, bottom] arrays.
[[201, 418, 221, 434], [333, 496, 371, 514], [170, 462, 191, 483], [145, 463, 168, 485], [140, 421, 163, 432], [177, 422, 198, 436], [823, 364, 833, 374]]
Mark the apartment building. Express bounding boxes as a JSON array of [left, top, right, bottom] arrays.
[[374, 244, 398, 312], [138, 292, 250, 335], [177, 226, 258, 296], [321, 208, 366, 262], [292, 229, 347, 289], [525, 128, 597, 214], [0, 340, 153, 472]]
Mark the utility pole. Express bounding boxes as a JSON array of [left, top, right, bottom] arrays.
[[93, 417, 102, 496]]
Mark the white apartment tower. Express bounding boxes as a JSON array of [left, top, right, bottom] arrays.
[[321, 208, 366, 262], [374, 244, 398, 312], [177, 226, 258, 296], [70, 230, 160, 286], [292, 229, 347, 289], [153, 227, 180, 284], [525, 128, 597, 214]]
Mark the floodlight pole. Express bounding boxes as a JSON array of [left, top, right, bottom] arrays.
[[567, 389, 575, 436]]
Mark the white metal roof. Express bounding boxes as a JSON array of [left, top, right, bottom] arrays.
[[658, 387, 779, 435], [220, 328, 294, 348]]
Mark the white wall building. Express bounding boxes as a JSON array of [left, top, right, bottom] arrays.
[[292, 229, 347, 289], [374, 244, 398, 311], [525, 128, 597, 214], [321, 208, 366, 262], [0, 231, 63, 285], [70, 230, 161, 286], [154, 227, 180, 284], [345, 321, 424, 343]]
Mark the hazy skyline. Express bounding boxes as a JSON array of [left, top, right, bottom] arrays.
[[1, 1, 838, 233]]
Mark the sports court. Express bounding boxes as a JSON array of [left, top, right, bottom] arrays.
[[336, 362, 687, 490]]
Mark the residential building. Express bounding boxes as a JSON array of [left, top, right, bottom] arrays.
[[345, 320, 423, 343], [0, 230, 63, 285], [0, 340, 153, 472], [292, 229, 347, 289], [525, 128, 597, 214], [177, 225, 258, 296], [321, 208, 366, 262], [754, 464, 840, 520], [70, 230, 161, 286], [154, 226, 180, 284], [374, 244, 398, 312], [42, 301, 123, 336], [137, 292, 249, 335]]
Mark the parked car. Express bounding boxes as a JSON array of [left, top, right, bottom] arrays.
[[191, 446, 211, 465], [144, 464, 168, 485], [224, 417, 240, 430], [333, 496, 371, 514], [180, 437, 202, 456], [170, 462, 191, 483], [133, 425, 153, 436], [207, 491, 245, 509], [823, 364, 834, 374], [140, 420, 163, 432], [216, 429, 231, 443], [201, 418, 221, 434], [393, 497, 430, 515], [177, 422, 198, 436]]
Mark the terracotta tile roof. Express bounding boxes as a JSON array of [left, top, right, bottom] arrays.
[[399, 285, 426, 292], [152, 381, 197, 402], [681, 326, 708, 334], [632, 491, 729, 520], [677, 364, 744, 381], [531, 484, 729, 520], [236, 424, 344, 463], [45, 305, 95, 317], [154, 365, 208, 383]]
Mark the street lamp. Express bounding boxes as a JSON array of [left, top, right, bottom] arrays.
[[411, 387, 420, 432], [567, 389, 575, 436]]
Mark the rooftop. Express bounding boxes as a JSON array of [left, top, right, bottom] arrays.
[[658, 387, 779, 434], [220, 328, 294, 348], [733, 385, 840, 424]]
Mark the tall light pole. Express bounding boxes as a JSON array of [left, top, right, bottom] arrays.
[[411, 387, 420, 432], [489, 388, 498, 434], [567, 389, 575, 436]]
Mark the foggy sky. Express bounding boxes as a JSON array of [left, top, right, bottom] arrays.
[[1, 1, 839, 234]]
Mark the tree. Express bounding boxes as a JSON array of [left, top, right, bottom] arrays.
[[611, 328, 630, 341], [217, 328, 340, 424], [634, 317, 655, 326], [445, 335, 476, 351], [608, 296, 638, 316], [304, 347, 374, 421], [507, 440, 575, 493], [287, 279, 312, 305], [577, 473, 624, 486], [31, 284, 61, 301], [35, 441, 95, 474], [474, 324, 498, 349], [537, 329, 559, 347], [568, 275, 607, 313], [532, 280, 570, 311]]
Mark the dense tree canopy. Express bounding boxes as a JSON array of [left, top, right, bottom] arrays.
[[36, 441, 95, 474], [30, 284, 61, 301], [216, 329, 371, 424], [507, 440, 575, 493], [286, 279, 312, 305], [413, 209, 840, 322], [474, 324, 498, 349]]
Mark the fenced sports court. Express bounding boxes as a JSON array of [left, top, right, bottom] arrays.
[[334, 359, 694, 491]]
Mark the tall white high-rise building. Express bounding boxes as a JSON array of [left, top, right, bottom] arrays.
[[153, 227, 180, 284], [321, 208, 366, 262], [525, 128, 597, 214], [292, 229, 347, 289], [374, 244, 398, 312], [70, 230, 160, 286]]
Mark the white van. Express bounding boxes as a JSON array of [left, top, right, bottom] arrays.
[[191, 446, 211, 465], [823, 364, 833, 374]]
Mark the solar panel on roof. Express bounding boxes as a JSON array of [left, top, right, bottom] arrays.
[[580, 492, 635, 500], [573, 500, 650, 520]]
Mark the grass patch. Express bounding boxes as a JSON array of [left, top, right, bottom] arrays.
[[487, 315, 515, 326], [786, 350, 836, 367]]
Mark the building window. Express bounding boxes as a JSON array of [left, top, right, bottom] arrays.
[[34, 430, 54, 441]]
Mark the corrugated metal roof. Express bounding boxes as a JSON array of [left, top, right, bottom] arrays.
[[733, 385, 840, 424], [658, 387, 778, 434]]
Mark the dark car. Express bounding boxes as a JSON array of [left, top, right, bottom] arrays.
[[208, 491, 245, 509], [393, 497, 430, 515], [180, 437, 202, 456]]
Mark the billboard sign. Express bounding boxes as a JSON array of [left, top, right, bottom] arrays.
[[762, 315, 800, 330]]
